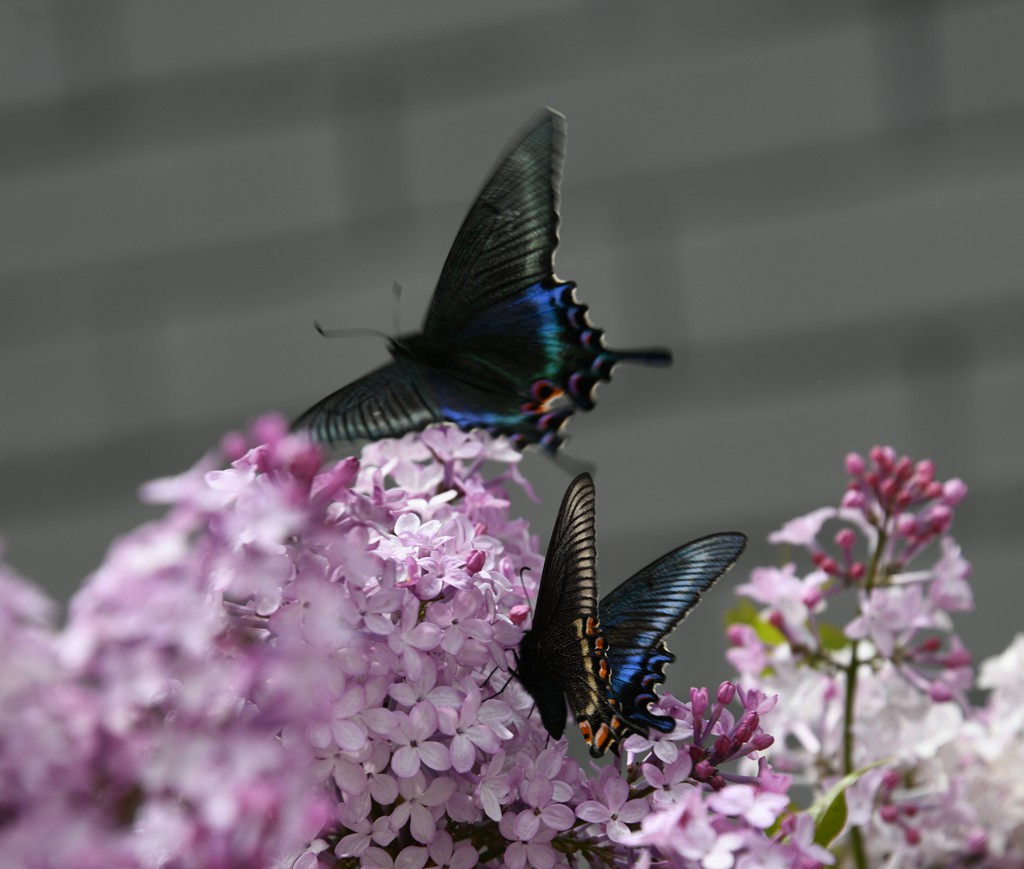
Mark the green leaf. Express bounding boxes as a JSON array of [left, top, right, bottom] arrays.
[[813, 788, 848, 848], [754, 620, 786, 647], [818, 622, 850, 652], [725, 600, 760, 627], [808, 760, 888, 848], [725, 601, 786, 647]]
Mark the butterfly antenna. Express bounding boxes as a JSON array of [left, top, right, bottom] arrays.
[[484, 652, 518, 701], [490, 671, 519, 699], [313, 321, 392, 342]]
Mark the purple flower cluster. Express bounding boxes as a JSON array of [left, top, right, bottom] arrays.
[[727, 445, 1024, 867], [0, 418, 800, 868]]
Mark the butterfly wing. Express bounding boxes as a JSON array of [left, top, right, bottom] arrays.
[[423, 109, 564, 336], [293, 109, 671, 454], [290, 355, 442, 444], [600, 533, 747, 732], [516, 473, 634, 756], [417, 108, 669, 451]]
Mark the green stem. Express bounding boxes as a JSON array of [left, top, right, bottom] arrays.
[[841, 526, 886, 869]]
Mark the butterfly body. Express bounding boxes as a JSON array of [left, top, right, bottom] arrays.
[[293, 110, 671, 455], [518, 473, 747, 757]]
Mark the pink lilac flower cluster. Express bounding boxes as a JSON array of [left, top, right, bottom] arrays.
[[726, 445, 1024, 867], [0, 417, 808, 868]]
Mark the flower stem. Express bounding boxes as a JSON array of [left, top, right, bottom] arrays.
[[842, 527, 886, 869]]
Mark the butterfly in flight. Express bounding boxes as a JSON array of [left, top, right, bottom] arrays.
[[292, 108, 671, 457], [516, 473, 746, 757]]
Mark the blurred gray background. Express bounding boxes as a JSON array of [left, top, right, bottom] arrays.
[[2, 1, 1022, 692]]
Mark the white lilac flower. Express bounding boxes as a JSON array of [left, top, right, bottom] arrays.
[[728, 445, 1024, 867]]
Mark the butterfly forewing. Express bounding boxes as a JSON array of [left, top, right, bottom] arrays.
[[600, 532, 748, 732], [424, 110, 563, 337], [516, 473, 635, 757], [531, 472, 597, 633]]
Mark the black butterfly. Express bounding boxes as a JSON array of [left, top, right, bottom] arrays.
[[292, 108, 671, 456], [517, 473, 747, 757]]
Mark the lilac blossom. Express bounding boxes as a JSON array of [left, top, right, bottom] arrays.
[[0, 419, 796, 868], [727, 445, 1024, 867], [18, 419, 1021, 868]]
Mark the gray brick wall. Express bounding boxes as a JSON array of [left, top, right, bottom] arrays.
[[2, 1, 1021, 691]]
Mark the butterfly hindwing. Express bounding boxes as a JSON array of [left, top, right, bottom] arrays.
[[516, 473, 635, 757], [600, 533, 748, 732], [290, 356, 441, 445], [293, 109, 671, 456]]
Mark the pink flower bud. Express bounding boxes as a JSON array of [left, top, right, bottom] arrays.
[[803, 587, 823, 607], [726, 624, 749, 645], [717, 682, 736, 704], [942, 478, 968, 506], [253, 413, 289, 444], [690, 687, 709, 718], [871, 445, 896, 470], [929, 681, 953, 702], [733, 721, 756, 746], [835, 528, 856, 550], [928, 504, 953, 534], [508, 604, 530, 626], [945, 647, 972, 668], [845, 452, 866, 476], [842, 490, 865, 509], [880, 804, 900, 823], [221, 431, 250, 461], [465, 550, 486, 575], [895, 514, 917, 537], [882, 769, 901, 791], [966, 830, 988, 854]]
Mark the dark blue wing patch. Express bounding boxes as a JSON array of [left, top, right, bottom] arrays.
[[600, 533, 747, 732]]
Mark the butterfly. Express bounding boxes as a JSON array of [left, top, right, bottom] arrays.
[[292, 108, 671, 457], [516, 473, 747, 757]]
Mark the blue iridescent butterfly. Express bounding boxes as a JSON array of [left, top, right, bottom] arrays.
[[292, 108, 671, 456], [517, 473, 747, 757]]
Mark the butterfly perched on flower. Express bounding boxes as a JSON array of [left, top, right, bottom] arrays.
[[516, 473, 746, 757], [292, 108, 671, 457]]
